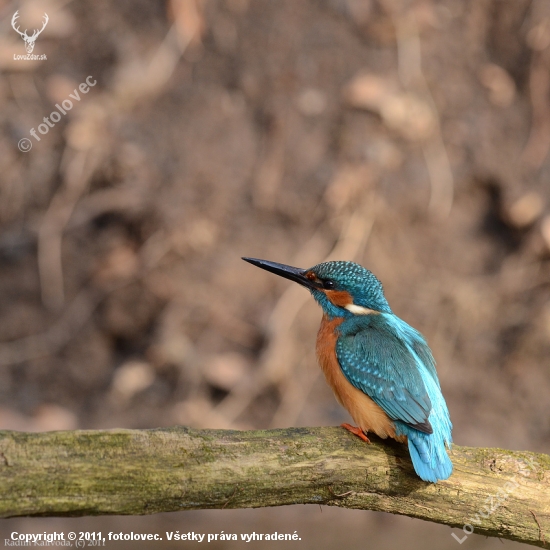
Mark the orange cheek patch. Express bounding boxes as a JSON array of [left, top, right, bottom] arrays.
[[324, 289, 353, 307], [305, 270, 319, 283]]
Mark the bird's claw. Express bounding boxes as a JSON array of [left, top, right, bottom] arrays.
[[341, 423, 370, 443]]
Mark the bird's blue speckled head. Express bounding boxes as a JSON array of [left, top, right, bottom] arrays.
[[242, 258, 392, 319], [307, 261, 392, 318]]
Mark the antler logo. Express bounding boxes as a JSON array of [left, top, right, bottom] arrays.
[[11, 10, 48, 54]]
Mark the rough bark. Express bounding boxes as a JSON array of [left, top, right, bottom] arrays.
[[0, 427, 548, 546]]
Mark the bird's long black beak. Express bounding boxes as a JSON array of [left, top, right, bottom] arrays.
[[242, 257, 320, 290]]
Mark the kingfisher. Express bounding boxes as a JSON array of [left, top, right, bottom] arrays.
[[243, 257, 453, 482]]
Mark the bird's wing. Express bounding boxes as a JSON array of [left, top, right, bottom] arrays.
[[336, 316, 433, 433]]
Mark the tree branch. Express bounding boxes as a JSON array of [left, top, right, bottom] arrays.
[[0, 427, 548, 546]]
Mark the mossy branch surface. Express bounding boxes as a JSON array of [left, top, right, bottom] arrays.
[[0, 427, 548, 546]]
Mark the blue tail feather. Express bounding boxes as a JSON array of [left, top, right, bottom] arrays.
[[398, 423, 453, 482]]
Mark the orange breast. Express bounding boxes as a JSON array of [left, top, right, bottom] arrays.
[[316, 314, 404, 441]]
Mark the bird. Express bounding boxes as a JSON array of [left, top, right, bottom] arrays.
[[242, 257, 453, 482]]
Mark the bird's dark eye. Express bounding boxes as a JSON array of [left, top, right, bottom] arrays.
[[323, 279, 335, 289]]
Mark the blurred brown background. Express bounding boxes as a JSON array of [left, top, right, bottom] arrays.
[[0, 0, 549, 548]]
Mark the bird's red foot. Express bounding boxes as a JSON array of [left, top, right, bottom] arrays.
[[341, 423, 370, 443]]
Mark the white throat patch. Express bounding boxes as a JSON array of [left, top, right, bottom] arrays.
[[344, 304, 378, 315]]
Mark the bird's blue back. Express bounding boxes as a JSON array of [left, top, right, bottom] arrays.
[[335, 312, 453, 482]]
